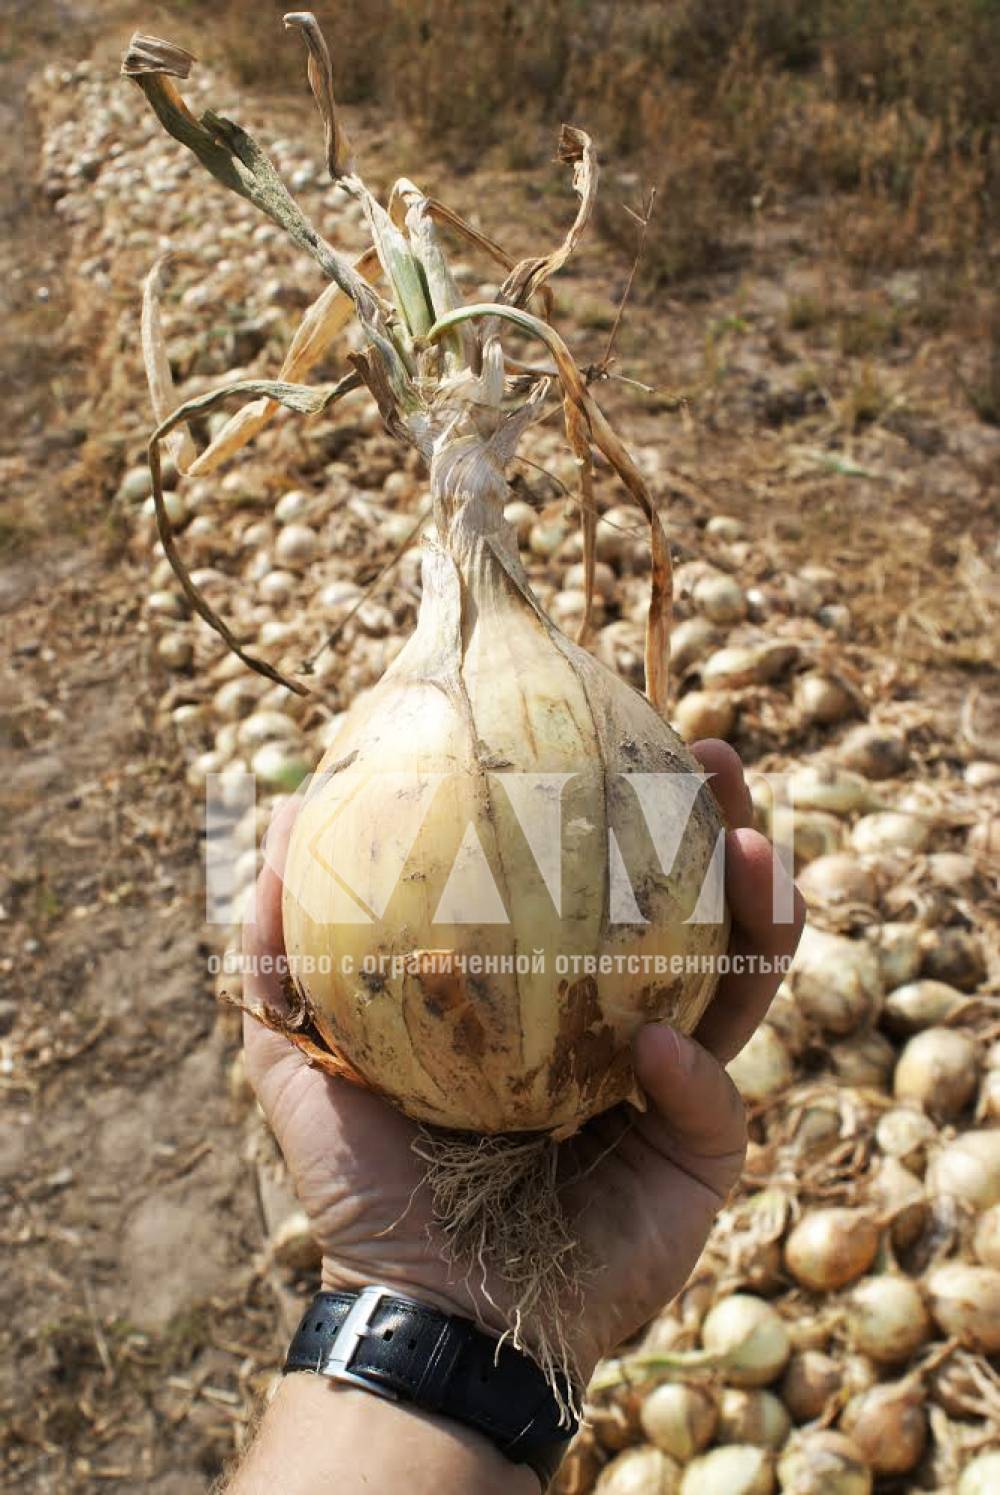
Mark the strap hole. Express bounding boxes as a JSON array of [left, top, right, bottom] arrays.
[[408, 1338, 416, 1350], [383, 1329, 393, 1340], [314, 1322, 323, 1331]]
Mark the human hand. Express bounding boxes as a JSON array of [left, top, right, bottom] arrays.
[[242, 740, 804, 1385]]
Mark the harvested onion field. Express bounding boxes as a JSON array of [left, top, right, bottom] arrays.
[[1, 2, 998, 1491]]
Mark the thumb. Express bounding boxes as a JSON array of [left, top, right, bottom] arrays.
[[633, 1024, 747, 1195]]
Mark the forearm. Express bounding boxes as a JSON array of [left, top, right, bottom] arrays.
[[225, 1373, 541, 1495]]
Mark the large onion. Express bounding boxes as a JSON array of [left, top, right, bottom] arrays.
[[282, 464, 729, 1134], [844, 1275, 931, 1363], [924, 1263, 1000, 1351], [783, 1209, 879, 1292], [776, 1431, 871, 1495], [893, 1027, 979, 1120], [640, 1382, 717, 1462], [680, 1445, 774, 1495], [700, 1296, 791, 1387]]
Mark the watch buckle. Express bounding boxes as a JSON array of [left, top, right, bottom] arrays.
[[320, 1284, 420, 1402]]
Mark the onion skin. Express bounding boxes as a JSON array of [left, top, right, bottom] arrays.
[[783, 1210, 879, 1292], [282, 487, 728, 1134]]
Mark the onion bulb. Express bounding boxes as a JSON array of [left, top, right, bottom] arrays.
[[926, 1129, 1000, 1210], [871, 922, 921, 990], [776, 1431, 872, 1495], [780, 1351, 842, 1423], [701, 642, 798, 690], [796, 854, 876, 910], [868, 1156, 928, 1249], [883, 979, 965, 1035], [827, 1029, 895, 1088], [924, 1263, 1000, 1351], [875, 1106, 936, 1172], [851, 811, 929, 855], [640, 1382, 717, 1462], [840, 1380, 926, 1475], [786, 765, 877, 817], [670, 617, 722, 673], [700, 1295, 791, 1387], [790, 927, 882, 1035], [716, 1389, 790, 1450], [596, 1445, 681, 1494], [728, 1025, 794, 1103], [959, 1452, 1000, 1494], [893, 1027, 979, 1120], [692, 573, 747, 625], [844, 1275, 931, 1363], [795, 673, 854, 725], [671, 691, 736, 744], [783, 1209, 879, 1292], [838, 725, 909, 780], [973, 1203, 1000, 1268], [680, 1445, 774, 1495], [919, 926, 986, 991], [282, 459, 729, 1135]]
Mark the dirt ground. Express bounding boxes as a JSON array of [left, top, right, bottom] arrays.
[[1, 2, 997, 1492]]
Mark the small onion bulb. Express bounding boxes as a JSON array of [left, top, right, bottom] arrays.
[[596, 1445, 682, 1494], [783, 1209, 880, 1292], [640, 1382, 717, 1463], [893, 1027, 980, 1120], [727, 1025, 794, 1104], [700, 1296, 791, 1387], [680, 1445, 774, 1495], [776, 1431, 872, 1495], [780, 1351, 842, 1424], [716, 1389, 790, 1450], [924, 1263, 1000, 1352], [844, 1275, 931, 1363], [840, 1380, 926, 1475]]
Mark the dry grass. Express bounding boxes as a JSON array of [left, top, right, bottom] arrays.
[[169, 0, 998, 324]]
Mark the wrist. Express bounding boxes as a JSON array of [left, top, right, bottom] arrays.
[[231, 1374, 541, 1494]]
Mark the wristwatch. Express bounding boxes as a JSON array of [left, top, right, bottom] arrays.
[[283, 1285, 578, 1487]]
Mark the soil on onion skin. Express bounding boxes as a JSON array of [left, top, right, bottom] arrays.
[[0, 2, 997, 1493]]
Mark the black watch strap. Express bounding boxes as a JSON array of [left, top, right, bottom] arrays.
[[284, 1286, 577, 1487]]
